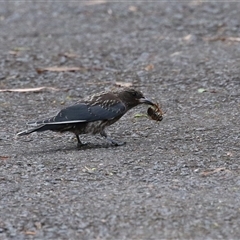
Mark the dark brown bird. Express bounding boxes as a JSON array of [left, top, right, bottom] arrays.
[[17, 88, 154, 147]]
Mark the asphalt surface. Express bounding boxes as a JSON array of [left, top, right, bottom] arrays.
[[0, 1, 240, 239]]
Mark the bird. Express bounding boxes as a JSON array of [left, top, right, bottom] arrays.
[[17, 88, 154, 147]]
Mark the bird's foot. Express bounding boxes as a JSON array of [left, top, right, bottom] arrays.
[[77, 142, 89, 148], [100, 131, 125, 146], [106, 137, 126, 146], [75, 134, 88, 148]]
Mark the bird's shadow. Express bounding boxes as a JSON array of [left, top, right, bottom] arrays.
[[20, 142, 121, 156]]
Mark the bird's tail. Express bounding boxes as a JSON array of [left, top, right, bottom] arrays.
[[16, 124, 54, 136], [17, 115, 83, 137]]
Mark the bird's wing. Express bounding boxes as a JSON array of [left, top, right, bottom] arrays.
[[27, 101, 126, 126]]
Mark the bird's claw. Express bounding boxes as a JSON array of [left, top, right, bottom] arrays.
[[106, 137, 126, 146], [113, 141, 126, 146], [77, 142, 89, 148]]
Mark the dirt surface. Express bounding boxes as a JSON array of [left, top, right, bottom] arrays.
[[0, 1, 240, 239]]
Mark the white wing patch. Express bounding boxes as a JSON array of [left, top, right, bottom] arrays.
[[45, 120, 87, 124], [27, 119, 87, 126]]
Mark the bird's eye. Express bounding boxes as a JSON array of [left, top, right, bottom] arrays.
[[132, 91, 137, 97]]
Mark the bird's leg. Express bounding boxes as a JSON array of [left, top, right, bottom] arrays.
[[75, 134, 84, 147], [100, 130, 126, 146]]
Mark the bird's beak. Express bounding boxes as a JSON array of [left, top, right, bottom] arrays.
[[139, 97, 154, 105]]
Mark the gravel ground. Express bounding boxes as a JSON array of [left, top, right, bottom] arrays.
[[0, 1, 240, 239]]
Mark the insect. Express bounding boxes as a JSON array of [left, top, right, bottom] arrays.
[[147, 103, 164, 121]]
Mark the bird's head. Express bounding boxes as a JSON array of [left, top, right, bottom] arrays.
[[118, 88, 154, 108]]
